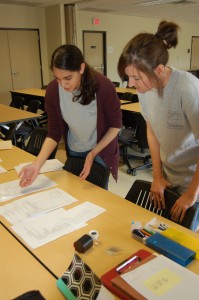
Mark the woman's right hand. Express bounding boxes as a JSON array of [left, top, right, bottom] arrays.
[[18, 162, 40, 188], [150, 178, 171, 210]]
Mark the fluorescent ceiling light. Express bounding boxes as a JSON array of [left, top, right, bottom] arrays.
[[137, 0, 190, 6]]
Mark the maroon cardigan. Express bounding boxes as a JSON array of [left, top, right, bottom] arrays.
[[45, 71, 122, 181]]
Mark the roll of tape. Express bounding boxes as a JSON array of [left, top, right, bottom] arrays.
[[89, 230, 99, 240]]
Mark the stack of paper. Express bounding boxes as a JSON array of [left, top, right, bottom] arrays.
[[15, 159, 64, 174], [0, 140, 12, 150]]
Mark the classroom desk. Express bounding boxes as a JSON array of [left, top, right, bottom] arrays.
[[120, 99, 132, 105], [0, 104, 41, 130], [11, 87, 137, 110], [0, 222, 64, 300], [1, 167, 199, 283], [0, 145, 35, 171], [10, 88, 46, 110], [116, 87, 137, 95], [121, 102, 141, 113]]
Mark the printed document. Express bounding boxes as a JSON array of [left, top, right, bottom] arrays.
[[15, 159, 64, 174], [0, 174, 56, 202], [11, 201, 106, 249], [0, 188, 78, 225], [121, 254, 199, 299]]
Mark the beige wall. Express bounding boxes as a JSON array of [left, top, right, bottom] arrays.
[[76, 11, 199, 84], [45, 4, 63, 81], [1, 3, 199, 87]]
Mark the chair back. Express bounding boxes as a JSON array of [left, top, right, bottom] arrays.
[[4, 122, 17, 145], [112, 81, 120, 87], [27, 100, 41, 113], [64, 156, 110, 189], [10, 96, 25, 109], [25, 127, 57, 159], [121, 92, 138, 103], [125, 179, 196, 229]]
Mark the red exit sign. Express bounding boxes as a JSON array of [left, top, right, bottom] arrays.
[[92, 18, 100, 25]]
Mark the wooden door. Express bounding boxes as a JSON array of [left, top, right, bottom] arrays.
[[0, 31, 13, 105], [83, 31, 106, 75], [8, 30, 42, 90], [0, 29, 42, 105]]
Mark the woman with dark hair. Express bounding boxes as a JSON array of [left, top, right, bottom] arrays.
[[118, 21, 199, 230], [19, 44, 122, 189]]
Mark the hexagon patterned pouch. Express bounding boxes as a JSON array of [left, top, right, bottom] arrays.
[[56, 253, 102, 300]]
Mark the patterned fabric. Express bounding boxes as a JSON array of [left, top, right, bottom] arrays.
[[61, 253, 101, 300]]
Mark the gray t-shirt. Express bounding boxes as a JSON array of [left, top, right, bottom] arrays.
[[139, 68, 199, 197], [59, 85, 97, 152]]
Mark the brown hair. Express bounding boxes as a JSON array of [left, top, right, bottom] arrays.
[[51, 44, 97, 105], [118, 21, 180, 96]]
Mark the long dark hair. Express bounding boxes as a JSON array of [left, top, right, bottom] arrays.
[[51, 44, 96, 105], [118, 21, 180, 96]]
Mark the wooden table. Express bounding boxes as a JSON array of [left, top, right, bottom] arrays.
[[0, 223, 64, 300], [0, 104, 41, 129], [10, 89, 46, 110], [121, 102, 141, 113], [1, 168, 199, 280], [120, 99, 132, 105], [116, 87, 137, 95], [0, 145, 35, 171]]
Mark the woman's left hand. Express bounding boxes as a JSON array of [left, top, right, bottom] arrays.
[[79, 151, 94, 180], [170, 192, 196, 223]]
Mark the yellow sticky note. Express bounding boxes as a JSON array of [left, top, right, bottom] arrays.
[[144, 268, 182, 296]]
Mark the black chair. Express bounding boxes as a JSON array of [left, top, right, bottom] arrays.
[[63, 156, 110, 189], [0, 122, 18, 145], [15, 100, 42, 148], [10, 96, 25, 109], [125, 179, 196, 229], [121, 92, 138, 103], [119, 113, 152, 175], [26, 99, 41, 113], [25, 127, 57, 159], [38, 111, 48, 127], [112, 81, 120, 87]]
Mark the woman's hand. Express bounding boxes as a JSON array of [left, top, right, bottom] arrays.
[[18, 162, 40, 188], [79, 151, 95, 181], [170, 192, 196, 223], [150, 178, 171, 209]]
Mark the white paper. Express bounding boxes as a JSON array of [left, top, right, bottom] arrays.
[[63, 201, 106, 226], [15, 159, 64, 174], [11, 208, 87, 249], [0, 165, 7, 174], [11, 201, 105, 249], [0, 174, 57, 202], [0, 188, 78, 225], [97, 285, 115, 300], [121, 255, 199, 300], [0, 140, 12, 150]]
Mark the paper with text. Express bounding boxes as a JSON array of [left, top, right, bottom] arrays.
[[11, 201, 106, 248], [62, 201, 106, 226], [15, 159, 64, 174], [121, 255, 199, 299], [0, 174, 56, 202], [12, 208, 87, 249], [0, 188, 78, 225]]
